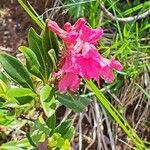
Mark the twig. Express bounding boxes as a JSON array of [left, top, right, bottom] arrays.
[[60, 109, 72, 124], [79, 113, 83, 150], [0, 46, 13, 52], [100, 4, 150, 22], [118, 138, 134, 149], [40, 0, 96, 18], [93, 99, 103, 150], [85, 104, 97, 150], [102, 107, 115, 150]]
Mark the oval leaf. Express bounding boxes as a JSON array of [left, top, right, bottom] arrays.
[[42, 24, 59, 59], [40, 85, 55, 117], [19, 46, 44, 81], [0, 53, 34, 90], [54, 119, 74, 140], [56, 93, 91, 112], [28, 28, 51, 80], [6, 88, 36, 105]]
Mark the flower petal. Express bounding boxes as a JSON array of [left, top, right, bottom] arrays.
[[58, 72, 80, 93], [74, 48, 101, 80], [79, 25, 104, 45], [110, 57, 123, 71]]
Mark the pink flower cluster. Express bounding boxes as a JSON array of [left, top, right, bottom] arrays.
[[48, 18, 123, 93]]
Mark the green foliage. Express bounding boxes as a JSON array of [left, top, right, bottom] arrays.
[[6, 88, 36, 105], [0, 139, 31, 150], [28, 28, 51, 82], [19, 46, 45, 81], [85, 79, 146, 149], [0, 53, 34, 90], [54, 119, 74, 140], [40, 85, 55, 117], [64, 0, 99, 27], [48, 133, 70, 150], [42, 24, 60, 59], [65, 0, 86, 19], [0, 109, 15, 126], [57, 92, 91, 112], [0, 2, 75, 149], [17, 0, 45, 30]]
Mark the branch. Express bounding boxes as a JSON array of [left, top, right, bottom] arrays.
[[100, 4, 150, 22]]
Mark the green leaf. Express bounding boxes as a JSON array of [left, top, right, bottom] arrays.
[[40, 85, 55, 117], [46, 114, 56, 131], [0, 53, 34, 90], [135, 83, 150, 100], [19, 46, 44, 81], [0, 141, 25, 150], [65, 0, 86, 19], [0, 138, 32, 150], [29, 116, 51, 145], [42, 24, 59, 59], [0, 72, 10, 87], [48, 49, 57, 70], [54, 119, 74, 140], [63, 125, 74, 140], [0, 80, 8, 94], [28, 28, 51, 81], [6, 88, 36, 105], [0, 109, 15, 125], [56, 93, 91, 112]]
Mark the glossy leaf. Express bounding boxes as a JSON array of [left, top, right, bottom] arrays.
[[46, 114, 56, 132], [0, 72, 10, 87], [42, 24, 59, 59], [40, 85, 55, 117], [0, 53, 34, 90], [54, 119, 74, 140], [6, 88, 36, 105], [28, 28, 51, 81], [19, 46, 44, 81], [56, 93, 91, 112], [29, 116, 51, 145]]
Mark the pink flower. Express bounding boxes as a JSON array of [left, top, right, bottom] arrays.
[[48, 18, 123, 93], [48, 18, 86, 47], [98, 56, 123, 83], [58, 72, 80, 93], [78, 24, 103, 45], [73, 43, 101, 80]]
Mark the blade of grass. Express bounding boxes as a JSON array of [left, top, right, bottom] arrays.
[[107, 0, 123, 41], [17, 0, 45, 30], [135, 83, 150, 100], [27, 1, 45, 25]]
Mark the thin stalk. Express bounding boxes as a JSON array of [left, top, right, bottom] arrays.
[[18, 0, 45, 30]]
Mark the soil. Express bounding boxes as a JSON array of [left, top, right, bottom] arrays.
[[0, 0, 42, 55], [0, 0, 69, 55]]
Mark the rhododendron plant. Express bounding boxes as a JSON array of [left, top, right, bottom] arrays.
[[48, 18, 123, 93], [0, 1, 146, 149]]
